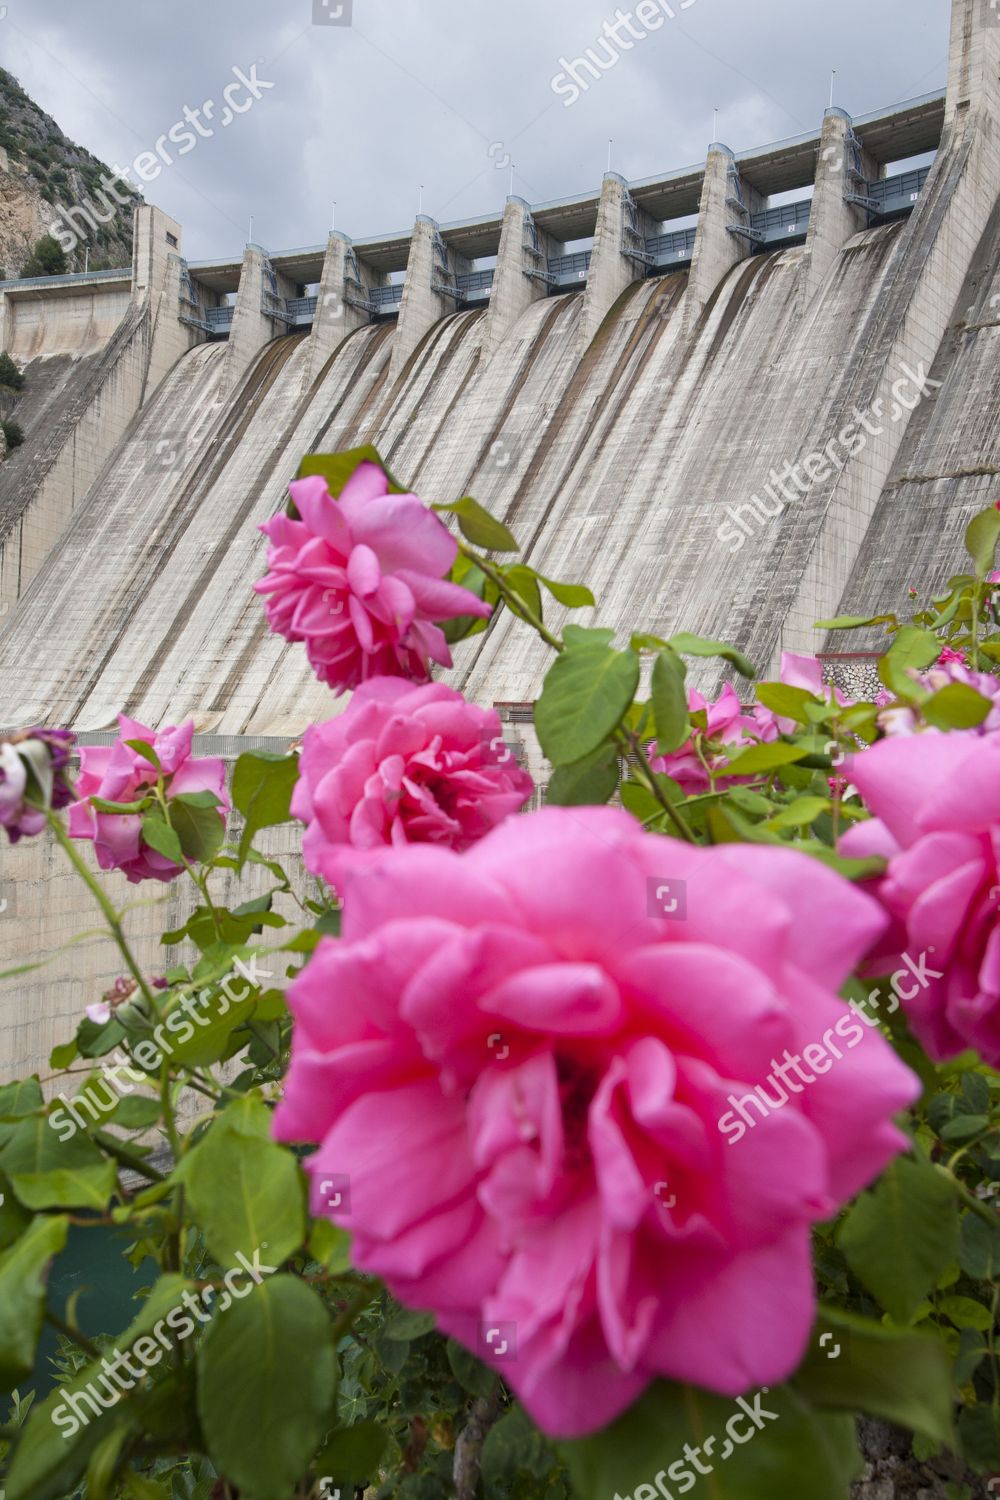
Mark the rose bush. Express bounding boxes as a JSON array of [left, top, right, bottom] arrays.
[[0, 454, 996, 1500]]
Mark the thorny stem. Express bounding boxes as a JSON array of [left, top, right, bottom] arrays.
[[46, 811, 157, 1008]]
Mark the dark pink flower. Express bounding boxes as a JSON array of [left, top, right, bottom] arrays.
[[292, 679, 534, 888], [842, 732, 1000, 1067], [68, 715, 228, 884], [649, 684, 757, 794], [275, 807, 917, 1437], [255, 463, 491, 692]]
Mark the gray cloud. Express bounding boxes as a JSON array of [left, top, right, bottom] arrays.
[[0, 0, 949, 261]]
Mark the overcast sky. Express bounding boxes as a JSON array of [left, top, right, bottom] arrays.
[[1, 0, 950, 262]]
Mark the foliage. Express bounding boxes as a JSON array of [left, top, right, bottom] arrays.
[[2, 419, 24, 451], [20, 235, 67, 278], [0, 459, 996, 1499], [0, 352, 24, 392]]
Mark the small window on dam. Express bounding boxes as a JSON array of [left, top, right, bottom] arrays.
[[166, 232, 179, 248]]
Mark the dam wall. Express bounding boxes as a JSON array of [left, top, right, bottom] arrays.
[[1, 0, 999, 1074]]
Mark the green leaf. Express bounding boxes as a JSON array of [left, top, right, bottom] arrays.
[[667, 632, 755, 679], [316, 1421, 389, 1486], [755, 683, 821, 722], [546, 743, 620, 807], [878, 626, 942, 698], [382, 1305, 437, 1341], [957, 1211, 1000, 1281], [0, 1115, 117, 1209], [141, 812, 184, 866], [795, 1308, 954, 1447], [197, 1277, 336, 1500], [839, 1158, 959, 1323], [965, 504, 1000, 578], [0, 1078, 45, 1118], [561, 1382, 861, 1500], [765, 796, 830, 830], [937, 1294, 993, 1331], [297, 444, 402, 494], [124, 739, 161, 769], [503, 564, 543, 621], [534, 642, 639, 766], [178, 1103, 305, 1267], [815, 614, 897, 631], [922, 683, 993, 730], [651, 648, 690, 756], [232, 751, 300, 869], [172, 789, 223, 809], [169, 795, 226, 865], [537, 573, 595, 609], [446, 1339, 498, 1400], [436, 495, 519, 552], [5, 1274, 193, 1500], [958, 1403, 1000, 1471], [722, 743, 811, 776], [938, 1113, 989, 1143], [0, 1214, 69, 1390], [482, 1405, 561, 1489], [90, 796, 154, 815], [564, 624, 615, 648]]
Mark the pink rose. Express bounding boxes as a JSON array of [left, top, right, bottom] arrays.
[[878, 661, 1000, 739], [752, 652, 850, 742], [274, 807, 917, 1437], [842, 732, 1000, 1067], [255, 462, 491, 692], [0, 729, 76, 843], [69, 716, 228, 884], [292, 679, 534, 887], [649, 684, 757, 794]]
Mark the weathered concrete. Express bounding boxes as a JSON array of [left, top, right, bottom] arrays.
[[224, 244, 299, 394], [578, 173, 658, 356], [685, 144, 764, 334], [802, 109, 879, 308], [390, 216, 472, 384], [305, 231, 385, 384], [482, 197, 563, 358]]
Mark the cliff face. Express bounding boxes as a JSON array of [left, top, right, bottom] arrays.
[[0, 67, 139, 278]]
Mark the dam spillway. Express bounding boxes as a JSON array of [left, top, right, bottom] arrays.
[[1, 0, 999, 1072]]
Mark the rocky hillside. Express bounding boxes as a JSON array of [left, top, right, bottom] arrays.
[[0, 67, 140, 279]]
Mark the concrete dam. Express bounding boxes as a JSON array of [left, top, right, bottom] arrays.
[[1, 0, 998, 1072]]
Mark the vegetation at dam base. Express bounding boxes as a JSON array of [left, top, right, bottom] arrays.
[[0, 449, 997, 1500]]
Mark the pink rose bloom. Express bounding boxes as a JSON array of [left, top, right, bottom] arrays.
[[649, 684, 757, 794], [842, 732, 1000, 1067], [69, 716, 228, 884], [293, 679, 534, 887], [274, 807, 917, 1437], [255, 462, 491, 692], [937, 646, 968, 666], [752, 652, 850, 742], [878, 661, 1000, 739]]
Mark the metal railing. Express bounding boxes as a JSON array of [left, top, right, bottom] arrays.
[[286, 296, 318, 324], [749, 198, 812, 246], [205, 305, 235, 331], [645, 227, 698, 268], [370, 284, 405, 315], [547, 251, 592, 289], [456, 268, 495, 299], [0, 267, 131, 291], [867, 164, 932, 216]]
